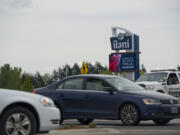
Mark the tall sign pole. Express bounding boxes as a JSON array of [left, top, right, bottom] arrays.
[[109, 27, 140, 81]]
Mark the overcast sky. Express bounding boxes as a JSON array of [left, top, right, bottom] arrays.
[[0, 0, 180, 74]]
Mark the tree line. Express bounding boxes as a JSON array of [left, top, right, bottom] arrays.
[[0, 62, 110, 92], [1, 63, 179, 92]]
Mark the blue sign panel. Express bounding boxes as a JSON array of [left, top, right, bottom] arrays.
[[119, 54, 136, 71], [110, 36, 132, 50], [109, 53, 136, 71]]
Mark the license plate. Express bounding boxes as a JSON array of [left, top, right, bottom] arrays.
[[171, 107, 178, 114]]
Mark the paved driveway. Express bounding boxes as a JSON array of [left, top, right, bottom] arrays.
[[36, 119, 180, 135]]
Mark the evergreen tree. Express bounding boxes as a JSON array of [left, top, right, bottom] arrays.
[[94, 62, 104, 74], [42, 73, 53, 86], [22, 75, 33, 92], [34, 72, 45, 88], [86, 62, 95, 74], [72, 63, 80, 75], [0, 64, 22, 90], [63, 64, 72, 77], [0, 64, 11, 88], [52, 69, 59, 81]]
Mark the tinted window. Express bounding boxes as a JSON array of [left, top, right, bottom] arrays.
[[57, 82, 64, 89], [105, 77, 145, 91], [57, 78, 83, 90], [86, 78, 109, 91], [167, 73, 179, 85], [136, 73, 168, 82]]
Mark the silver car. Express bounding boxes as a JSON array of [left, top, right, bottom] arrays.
[[0, 88, 60, 135]]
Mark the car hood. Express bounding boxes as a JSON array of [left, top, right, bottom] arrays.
[[136, 81, 161, 85], [125, 90, 176, 100], [0, 88, 43, 99]]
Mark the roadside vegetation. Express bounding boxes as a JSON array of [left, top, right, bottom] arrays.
[[0, 62, 111, 92], [2, 62, 175, 92]]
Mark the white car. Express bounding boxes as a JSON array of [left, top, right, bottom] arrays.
[[136, 70, 180, 97], [0, 88, 60, 135]]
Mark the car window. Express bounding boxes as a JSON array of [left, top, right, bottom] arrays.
[[86, 78, 109, 91], [57, 78, 83, 90], [57, 82, 64, 89], [136, 73, 168, 82], [167, 73, 179, 85], [105, 77, 145, 91]]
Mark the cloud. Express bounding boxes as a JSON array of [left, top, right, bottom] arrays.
[[0, 0, 33, 11]]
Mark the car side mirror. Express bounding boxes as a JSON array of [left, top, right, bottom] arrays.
[[104, 87, 114, 94]]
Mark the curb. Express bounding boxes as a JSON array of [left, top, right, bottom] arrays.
[[49, 128, 120, 135]]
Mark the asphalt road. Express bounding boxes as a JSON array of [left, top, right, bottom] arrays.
[[37, 119, 180, 135]]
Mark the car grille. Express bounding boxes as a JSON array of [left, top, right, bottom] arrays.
[[160, 99, 178, 104]]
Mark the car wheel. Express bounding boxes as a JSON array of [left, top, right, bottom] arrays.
[[120, 104, 140, 125], [153, 119, 170, 125], [0, 106, 37, 135], [77, 118, 94, 125]]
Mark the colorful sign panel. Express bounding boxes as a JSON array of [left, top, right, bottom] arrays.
[[109, 53, 137, 72]]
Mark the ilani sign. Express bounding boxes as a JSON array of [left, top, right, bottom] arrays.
[[110, 36, 132, 50]]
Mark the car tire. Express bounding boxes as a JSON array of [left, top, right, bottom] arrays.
[[153, 119, 170, 125], [77, 118, 94, 125], [0, 106, 37, 135], [58, 108, 63, 124], [120, 103, 140, 125]]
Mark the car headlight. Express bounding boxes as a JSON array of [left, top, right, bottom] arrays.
[[40, 97, 54, 107], [146, 85, 155, 91], [143, 99, 161, 105]]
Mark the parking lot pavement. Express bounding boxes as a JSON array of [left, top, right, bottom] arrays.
[[36, 128, 180, 135], [36, 119, 180, 135]]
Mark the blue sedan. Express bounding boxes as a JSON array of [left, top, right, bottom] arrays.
[[34, 74, 180, 125]]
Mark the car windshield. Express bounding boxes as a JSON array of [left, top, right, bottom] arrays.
[[136, 73, 168, 82], [105, 77, 145, 91]]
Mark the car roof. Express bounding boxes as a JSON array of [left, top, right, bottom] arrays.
[[47, 74, 117, 88], [145, 71, 180, 74], [67, 74, 116, 79]]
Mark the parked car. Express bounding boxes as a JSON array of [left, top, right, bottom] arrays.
[[34, 74, 180, 125], [0, 88, 60, 135], [136, 70, 180, 97]]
